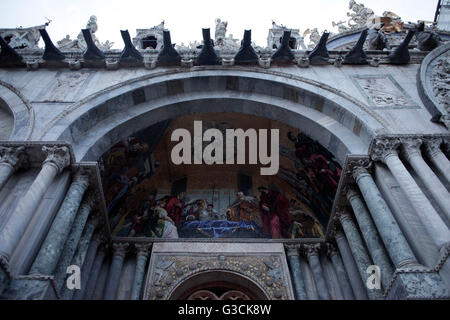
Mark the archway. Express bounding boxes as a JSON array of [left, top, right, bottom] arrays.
[[168, 270, 269, 300], [38, 68, 384, 164]]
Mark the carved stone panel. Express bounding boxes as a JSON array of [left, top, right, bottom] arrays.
[[143, 242, 294, 300], [351, 74, 419, 109]]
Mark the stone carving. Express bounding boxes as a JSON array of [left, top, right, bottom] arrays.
[[133, 21, 165, 51], [144, 252, 292, 300], [346, 0, 374, 29], [303, 243, 321, 257], [112, 242, 129, 258], [0, 146, 28, 170], [423, 138, 444, 158], [332, 20, 350, 34], [430, 53, 450, 114], [0, 23, 49, 50], [42, 145, 71, 174], [267, 21, 306, 50], [57, 16, 113, 51], [415, 22, 440, 51], [135, 243, 152, 258], [370, 138, 401, 163], [304, 28, 321, 49], [401, 138, 423, 160], [352, 74, 417, 108], [211, 18, 240, 51], [37, 71, 92, 102]]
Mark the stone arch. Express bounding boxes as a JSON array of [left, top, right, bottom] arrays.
[[0, 80, 34, 141], [167, 270, 270, 300], [38, 68, 386, 163]]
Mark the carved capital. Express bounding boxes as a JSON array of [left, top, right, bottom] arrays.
[[72, 169, 90, 189], [135, 243, 152, 258], [303, 244, 321, 258], [0, 146, 28, 170], [371, 138, 401, 163], [423, 138, 443, 158], [42, 146, 70, 174], [352, 166, 370, 181], [326, 243, 338, 258], [334, 230, 346, 240], [285, 244, 300, 257], [345, 186, 360, 201], [112, 242, 129, 258], [401, 138, 423, 160], [335, 206, 352, 223]]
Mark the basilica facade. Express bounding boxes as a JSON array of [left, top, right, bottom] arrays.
[[0, 1, 449, 300]]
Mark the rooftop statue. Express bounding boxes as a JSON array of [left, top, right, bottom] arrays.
[[214, 18, 240, 50], [0, 19, 50, 50], [347, 0, 375, 29], [57, 15, 114, 51], [304, 28, 321, 49]]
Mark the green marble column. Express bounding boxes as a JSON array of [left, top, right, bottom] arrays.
[[29, 172, 89, 276], [338, 212, 383, 300], [285, 245, 307, 300], [326, 243, 355, 300], [103, 243, 129, 300], [82, 245, 108, 300], [52, 196, 95, 293], [304, 244, 330, 300], [60, 216, 99, 300], [353, 166, 418, 268], [130, 243, 151, 300], [346, 188, 394, 289]]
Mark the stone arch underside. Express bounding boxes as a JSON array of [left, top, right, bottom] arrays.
[[0, 80, 34, 141], [38, 69, 386, 164]]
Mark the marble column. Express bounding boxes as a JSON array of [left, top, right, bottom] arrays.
[[72, 233, 103, 300], [28, 171, 90, 276], [60, 216, 99, 300], [304, 244, 330, 300], [53, 195, 96, 293], [93, 259, 110, 300], [103, 243, 129, 300], [353, 165, 418, 268], [298, 254, 318, 300], [0, 146, 27, 191], [346, 188, 394, 289], [130, 243, 151, 300], [334, 231, 368, 300], [372, 138, 450, 253], [424, 138, 450, 186], [327, 243, 355, 300], [82, 245, 108, 300], [402, 138, 450, 220], [337, 212, 382, 300], [285, 245, 307, 300], [0, 146, 70, 261]]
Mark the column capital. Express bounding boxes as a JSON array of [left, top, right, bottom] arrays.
[[135, 243, 152, 258], [285, 244, 300, 257], [72, 169, 90, 189], [401, 138, 423, 160], [335, 208, 352, 223], [42, 145, 71, 174], [326, 243, 338, 258], [345, 186, 360, 201], [423, 138, 443, 158], [0, 146, 28, 170], [303, 244, 321, 258], [112, 242, 129, 258], [371, 138, 401, 163]]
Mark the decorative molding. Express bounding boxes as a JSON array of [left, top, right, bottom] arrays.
[[0, 146, 28, 170], [144, 251, 293, 300], [370, 137, 401, 163]]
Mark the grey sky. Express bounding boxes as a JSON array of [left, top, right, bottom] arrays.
[[0, 0, 439, 48]]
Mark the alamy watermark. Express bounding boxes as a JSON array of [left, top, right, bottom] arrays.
[[170, 121, 280, 175]]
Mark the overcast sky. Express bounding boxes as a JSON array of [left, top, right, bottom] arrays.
[[0, 0, 439, 48]]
